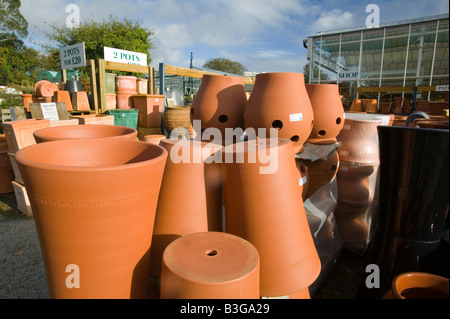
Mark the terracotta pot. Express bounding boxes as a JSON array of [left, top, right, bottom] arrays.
[[20, 94, 33, 111], [305, 84, 345, 144], [105, 93, 116, 110], [160, 232, 260, 299], [337, 115, 381, 165], [223, 138, 321, 297], [394, 97, 404, 114], [149, 139, 223, 279], [244, 73, 314, 154], [116, 93, 135, 109], [33, 125, 137, 143], [392, 115, 407, 127], [192, 74, 247, 136], [15, 138, 168, 298], [163, 106, 191, 136], [383, 272, 449, 299], [415, 100, 429, 113], [1, 119, 51, 154], [380, 102, 392, 114], [334, 213, 369, 251], [295, 158, 309, 199], [35, 80, 59, 97], [132, 94, 166, 127], [204, 160, 225, 232], [336, 163, 378, 205], [364, 99, 378, 113], [136, 78, 148, 94], [349, 99, 363, 112], [416, 119, 449, 129], [52, 91, 72, 110], [403, 100, 412, 114], [115, 75, 137, 93], [299, 151, 339, 199], [71, 92, 91, 111], [143, 134, 166, 145], [427, 102, 449, 116]]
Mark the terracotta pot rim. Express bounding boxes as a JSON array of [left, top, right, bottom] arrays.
[[305, 83, 338, 88], [33, 125, 137, 142], [15, 138, 168, 173], [115, 75, 137, 79], [131, 94, 166, 98], [392, 272, 449, 299], [222, 138, 290, 154]]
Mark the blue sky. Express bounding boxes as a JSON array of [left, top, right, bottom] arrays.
[[20, 0, 449, 73]]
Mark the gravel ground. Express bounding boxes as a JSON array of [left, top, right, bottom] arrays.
[[0, 191, 364, 300]]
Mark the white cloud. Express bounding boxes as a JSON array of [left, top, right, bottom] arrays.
[[309, 9, 355, 33]]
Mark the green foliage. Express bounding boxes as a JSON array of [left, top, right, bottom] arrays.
[[0, 0, 28, 43], [203, 58, 247, 75], [0, 89, 22, 109], [45, 15, 154, 65]]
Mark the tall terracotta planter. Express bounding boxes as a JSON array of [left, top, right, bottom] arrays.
[[33, 125, 137, 143], [160, 232, 260, 299], [132, 94, 166, 128], [149, 139, 223, 281], [116, 76, 137, 109], [192, 74, 247, 138], [223, 138, 321, 297], [15, 139, 168, 298], [305, 84, 345, 145], [382, 272, 449, 299], [244, 73, 314, 154]]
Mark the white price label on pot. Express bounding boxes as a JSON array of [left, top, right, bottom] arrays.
[[299, 176, 307, 186], [290, 113, 303, 122], [41, 103, 60, 121], [343, 124, 351, 130]]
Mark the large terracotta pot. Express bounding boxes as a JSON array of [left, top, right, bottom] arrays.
[[337, 114, 381, 165], [223, 138, 321, 297], [383, 272, 449, 299], [149, 139, 222, 280], [160, 232, 260, 299], [15, 139, 168, 298], [244, 73, 314, 154], [33, 125, 137, 143], [132, 94, 166, 128], [299, 151, 339, 199], [192, 74, 247, 136], [305, 84, 345, 145]]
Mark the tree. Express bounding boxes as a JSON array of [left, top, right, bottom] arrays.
[[45, 15, 154, 65], [203, 58, 247, 75], [0, 0, 28, 43]]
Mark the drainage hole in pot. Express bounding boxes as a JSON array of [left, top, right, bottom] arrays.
[[336, 117, 342, 125], [331, 165, 337, 172], [206, 249, 218, 256], [219, 115, 228, 123], [272, 120, 283, 130], [290, 135, 300, 143], [318, 130, 326, 136]]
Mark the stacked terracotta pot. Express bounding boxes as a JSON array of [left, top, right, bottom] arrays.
[[334, 113, 382, 254], [131, 93, 166, 140]]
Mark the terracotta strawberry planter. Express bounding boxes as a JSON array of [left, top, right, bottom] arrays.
[[244, 73, 314, 154], [15, 138, 168, 298], [337, 114, 381, 165], [305, 84, 345, 145], [160, 232, 260, 299], [192, 74, 247, 136], [149, 139, 223, 280], [131, 94, 166, 128], [295, 159, 309, 199], [383, 272, 449, 299], [223, 138, 321, 297], [33, 125, 137, 143]]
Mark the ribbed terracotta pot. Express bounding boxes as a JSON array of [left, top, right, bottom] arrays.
[[33, 125, 137, 143], [160, 232, 260, 299], [382, 272, 449, 299], [305, 84, 345, 145], [223, 138, 321, 297], [149, 139, 223, 280], [192, 74, 247, 136], [163, 106, 191, 136], [15, 139, 168, 298], [244, 73, 314, 154], [337, 115, 381, 165], [35, 80, 59, 97], [299, 151, 339, 199]]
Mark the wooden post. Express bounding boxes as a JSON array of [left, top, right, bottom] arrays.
[[98, 59, 107, 114], [148, 66, 154, 94], [88, 60, 99, 114], [61, 69, 67, 84]]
